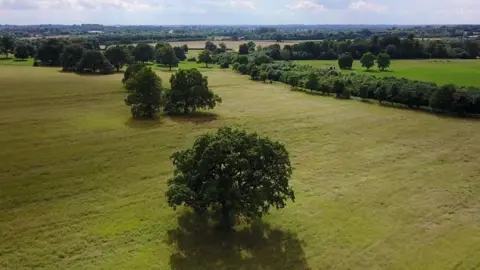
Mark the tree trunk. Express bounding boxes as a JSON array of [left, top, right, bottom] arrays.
[[169, 65, 172, 71], [205, 63, 208, 68], [116, 65, 120, 72], [184, 102, 189, 114], [220, 202, 233, 231]]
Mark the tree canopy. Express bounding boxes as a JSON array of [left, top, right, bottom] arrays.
[[156, 45, 179, 71], [59, 44, 85, 71], [338, 53, 354, 69], [124, 67, 163, 118], [360, 52, 376, 70], [166, 126, 295, 230], [377, 53, 391, 71], [105, 46, 131, 72], [76, 50, 114, 74], [198, 50, 212, 68], [132, 44, 154, 63], [13, 43, 29, 60], [1, 35, 15, 58], [164, 68, 222, 114]]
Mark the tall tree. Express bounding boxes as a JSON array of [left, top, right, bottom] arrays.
[[205, 41, 217, 52], [1, 35, 15, 58], [377, 53, 391, 71], [182, 44, 189, 53], [173, 46, 186, 61], [125, 67, 163, 118], [166, 127, 295, 230], [122, 63, 146, 84], [360, 52, 376, 71], [105, 46, 131, 72], [156, 46, 179, 71], [36, 38, 66, 66], [59, 44, 85, 71], [132, 44, 154, 63], [14, 43, 29, 60], [198, 50, 212, 68], [164, 68, 222, 114]]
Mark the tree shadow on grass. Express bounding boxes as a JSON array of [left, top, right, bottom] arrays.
[[124, 118, 163, 129], [167, 111, 218, 124], [167, 212, 310, 270]]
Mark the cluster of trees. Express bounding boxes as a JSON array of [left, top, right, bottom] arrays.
[[0, 35, 35, 59], [278, 35, 479, 60], [337, 52, 391, 71], [230, 59, 480, 116], [123, 65, 222, 118]]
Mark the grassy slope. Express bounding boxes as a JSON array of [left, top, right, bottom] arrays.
[[298, 59, 480, 86], [1, 66, 480, 269]]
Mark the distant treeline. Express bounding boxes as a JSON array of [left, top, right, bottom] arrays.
[[1, 24, 480, 44]]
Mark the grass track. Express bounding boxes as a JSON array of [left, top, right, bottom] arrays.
[[1, 65, 480, 269], [298, 59, 480, 86]]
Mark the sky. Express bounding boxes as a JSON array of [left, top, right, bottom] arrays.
[[0, 0, 479, 25]]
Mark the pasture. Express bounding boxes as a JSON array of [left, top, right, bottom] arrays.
[[298, 59, 480, 86], [1, 65, 480, 269]]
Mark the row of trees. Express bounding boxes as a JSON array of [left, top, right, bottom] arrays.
[[123, 65, 222, 118], [255, 35, 479, 61], [338, 52, 391, 71], [228, 56, 480, 116]]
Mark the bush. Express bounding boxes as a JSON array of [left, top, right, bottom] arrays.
[[238, 64, 248, 75], [187, 57, 197, 62], [220, 62, 229, 69], [232, 62, 240, 71]]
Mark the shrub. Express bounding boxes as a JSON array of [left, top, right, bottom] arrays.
[[187, 57, 197, 62]]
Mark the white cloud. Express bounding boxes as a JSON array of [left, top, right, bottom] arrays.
[[286, 0, 326, 13], [348, 0, 387, 13], [231, 0, 255, 10]]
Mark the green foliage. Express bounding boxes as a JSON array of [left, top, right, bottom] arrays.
[[59, 44, 85, 71], [333, 79, 347, 98], [250, 66, 260, 80], [182, 44, 189, 53], [198, 50, 212, 68], [173, 46, 186, 61], [124, 67, 163, 118], [286, 73, 299, 89], [35, 38, 66, 66], [220, 62, 229, 69], [122, 63, 146, 84], [132, 44, 154, 63], [105, 46, 131, 72], [429, 84, 456, 112], [164, 68, 222, 114], [205, 41, 217, 52], [305, 72, 319, 91], [76, 50, 114, 74], [377, 53, 391, 71], [360, 52, 376, 70], [238, 64, 248, 75], [238, 43, 249, 55], [156, 46, 179, 71], [259, 71, 268, 83], [13, 43, 29, 60], [166, 126, 295, 230], [280, 49, 291, 61], [375, 86, 388, 104], [1, 35, 15, 58], [338, 53, 354, 70]]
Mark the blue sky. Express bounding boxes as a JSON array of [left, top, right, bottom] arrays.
[[0, 0, 479, 25]]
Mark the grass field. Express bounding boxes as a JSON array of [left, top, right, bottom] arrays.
[[167, 40, 301, 50], [1, 65, 480, 269], [298, 59, 480, 86]]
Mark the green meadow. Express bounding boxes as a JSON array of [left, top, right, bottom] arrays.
[[1, 62, 480, 269], [298, 59, 480, 86]]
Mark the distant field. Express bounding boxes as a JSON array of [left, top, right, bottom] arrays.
[[1, 65, 480, 269], [158, 40, 304, 50], [298, 59, 480, 86]]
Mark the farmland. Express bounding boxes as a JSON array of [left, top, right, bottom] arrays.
[[1, 63, 480, 269], [298, 59, 480, 86]]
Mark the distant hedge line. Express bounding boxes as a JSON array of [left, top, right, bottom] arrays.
[[218, 52, 480, 116]]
